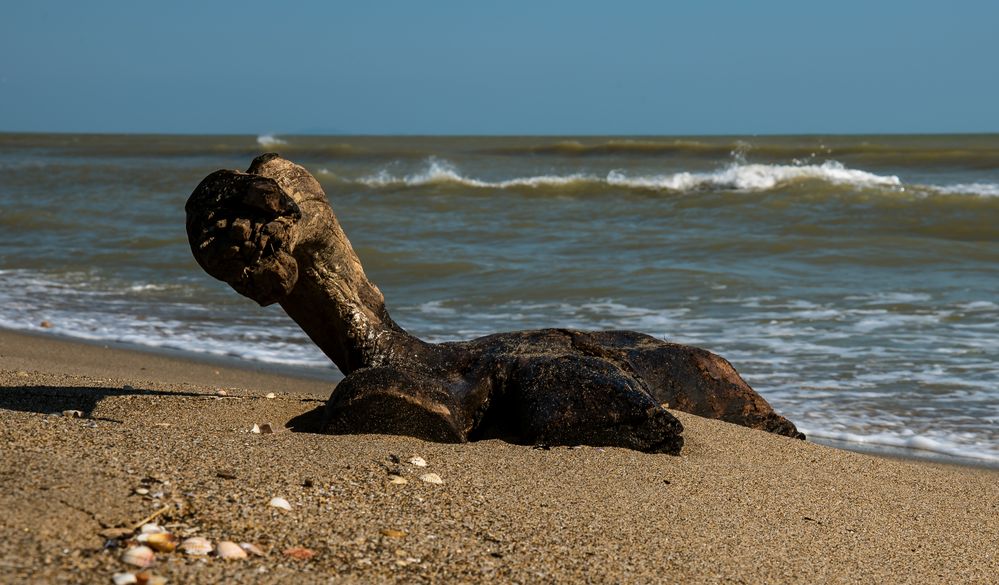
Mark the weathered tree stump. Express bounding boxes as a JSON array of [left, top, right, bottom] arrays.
[[186, 154, 804, 454]]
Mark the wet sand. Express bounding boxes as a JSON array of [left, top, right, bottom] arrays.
[[1, 328, 996, 584]]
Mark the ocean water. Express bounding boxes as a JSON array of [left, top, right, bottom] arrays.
[[1, 133, 996, 465]]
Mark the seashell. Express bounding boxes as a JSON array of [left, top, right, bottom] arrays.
[[216, 389, 227, 396], [419, 473, 443, 485], [250, 424, 261, 434], [269, 497, 292, 511], [408, 456, 428, 467], [134, 488, 149, 496], [180, 536, 213, 556], [122, 545, 155, 568], [139, 523, 162, 534], [216, 540, 248, 560], [145, 532, 177, 553], [265, 392, 276, 399], [258, 423, 273, 434], [62, 410, 83, 418], [282, 546, 315, 560], [380, 528, 406, 538], [240, 542, 266, 557], [111, 573, 137, 585], [135, 572, 167, 585], [387, 475, 408, 485]]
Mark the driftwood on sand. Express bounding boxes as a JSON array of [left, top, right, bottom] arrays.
[[185, 154, 803, 454]]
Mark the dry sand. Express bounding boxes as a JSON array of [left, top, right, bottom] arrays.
[[1, 328, 996, 584]]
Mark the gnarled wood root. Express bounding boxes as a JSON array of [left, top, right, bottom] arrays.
[[186, 154, 804, 455]]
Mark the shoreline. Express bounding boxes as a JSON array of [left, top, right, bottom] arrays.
[[0, 326, 339, 396], [2, 327, 997, 582], [4, 326, 995, 471]]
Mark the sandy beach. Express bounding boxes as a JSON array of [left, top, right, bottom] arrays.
[[1, 328, 996, 584]]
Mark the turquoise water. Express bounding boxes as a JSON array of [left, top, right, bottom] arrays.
[[1, 133, 997, 464]]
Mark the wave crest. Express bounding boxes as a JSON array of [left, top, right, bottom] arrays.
[[256, 134, 287, 147], [352, 158, 903, 193]]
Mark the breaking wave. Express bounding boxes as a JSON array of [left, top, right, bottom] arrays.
[[349, 158, 904, 193], [256, 134, 287, 147]]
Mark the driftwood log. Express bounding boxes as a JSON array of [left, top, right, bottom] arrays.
[[186, 154, 803, 454]]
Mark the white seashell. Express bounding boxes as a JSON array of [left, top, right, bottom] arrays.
[[216, 540, 248, 560], [240, 542, 266, 557], [388, 475, 408, 485], [269, 497, 292, 511], [111, 573, 137, 585], [134, 488, 149, 496], [265, 392, 276, 399], [408, 456, 428, 467], [216, 389, 227, 396], [139, 523, 163, 534], [62, 410, 83, 418], [419, 473, 444, 485], [250, 424, 261, 434], [122, 545, 155, 568], [180, 536, 213, 556]]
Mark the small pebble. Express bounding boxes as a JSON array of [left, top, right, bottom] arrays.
[[269, 497, 292, 511], [100, 527, 134, 540], [135, 571, 167, 585], [62, 410, 83, 418], [216, 389, 227, 397], [408, 456, 428, 468], [39, 320, 53, 328], [265, 392, 276, 399], [380, 529, 406, 539], [111, 573, 137, 585], [419, 473, 444, 485], [134, 488, 149, 496]]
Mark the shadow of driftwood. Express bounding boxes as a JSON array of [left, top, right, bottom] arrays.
[[285, 404, 326, 433], [0, 385, 206, 418]]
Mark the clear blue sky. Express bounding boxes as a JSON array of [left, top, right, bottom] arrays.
[[2, 0, 997, 135]]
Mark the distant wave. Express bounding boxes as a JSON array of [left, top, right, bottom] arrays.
[[482, 139, 744, 157], [482, 138, 999, 168], [932, 182, 999, 197], [257, 134, 287, 147], [347, 158, 903, 193]]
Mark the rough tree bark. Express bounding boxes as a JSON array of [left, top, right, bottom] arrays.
[[186, 154, 804, 454]]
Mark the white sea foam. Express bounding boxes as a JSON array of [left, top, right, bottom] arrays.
[[802, 428, 999, 465], [358, 158, 592, 189], [931, 182, 999, 197], [256, 134, 287, 147], [2, 267, 997, 466], [607, 160, 901, 191], [353, 158, 903, 193]]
